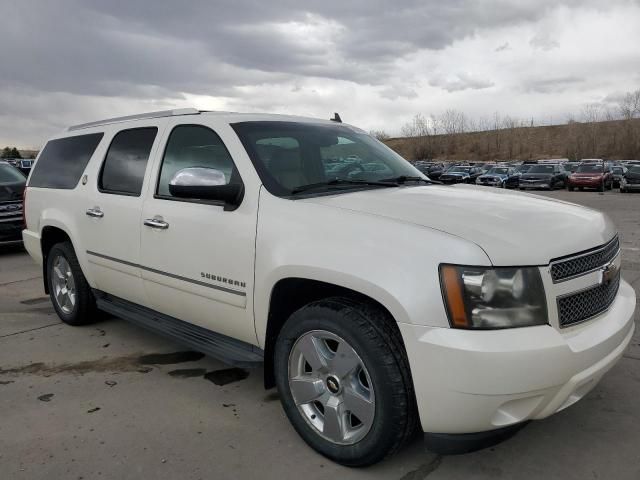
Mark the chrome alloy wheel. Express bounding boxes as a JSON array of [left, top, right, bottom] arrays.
[[51, 255, 76, 314], [288, 330, 375, 445]]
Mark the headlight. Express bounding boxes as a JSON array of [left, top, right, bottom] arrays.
[[439, 264, 547, 329]]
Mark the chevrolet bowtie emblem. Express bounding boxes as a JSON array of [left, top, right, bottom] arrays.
[[601, 262, 618, 286]]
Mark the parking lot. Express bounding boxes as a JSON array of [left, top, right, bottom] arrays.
[[1, 189, 639, 480]]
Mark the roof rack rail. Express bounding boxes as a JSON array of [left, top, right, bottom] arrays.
[[67, 108, 200, 131]]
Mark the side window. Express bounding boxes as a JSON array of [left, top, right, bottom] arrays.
[[156, 125, 239, 198], [28, 133, 103, 189], [99, 127, 157, 196]]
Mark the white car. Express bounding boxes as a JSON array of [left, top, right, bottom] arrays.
[[23, 109, 636, 466]]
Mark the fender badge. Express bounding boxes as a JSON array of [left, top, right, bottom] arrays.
[[81, 175, 88, 185]]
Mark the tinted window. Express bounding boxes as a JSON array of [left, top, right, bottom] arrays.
[[0, 164, 26, 184], [528, 165, 555, 173], [576, 164, 605, 173], [100, 128, 157, 195], [28, 133, 103, 189], [233, 121, 419, 196], [156, 125, 239, 198]]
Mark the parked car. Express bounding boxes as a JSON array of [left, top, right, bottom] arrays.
[[22, 109, 636, 466], [425, 162, 447, 180], [568, 163, 614, 192], [515, 164, 532, 174], [439, 165, 483, 184], [518, 164, 567, 190], [620, 165, 640, 192], [0, 161, 26, 246], [611, 166, 627, 187], [475, 166, 520, 188]]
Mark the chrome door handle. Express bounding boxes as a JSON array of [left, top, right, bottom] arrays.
[[144, 217, 169, 230], [86, 207, 104, 218]]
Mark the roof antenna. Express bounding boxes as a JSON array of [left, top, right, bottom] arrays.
[[330, 112, 342, 123]]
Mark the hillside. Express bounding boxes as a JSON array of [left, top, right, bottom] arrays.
[[384, 118, 640, 162]]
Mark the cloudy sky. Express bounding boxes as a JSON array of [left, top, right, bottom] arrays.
[[1, 0, 639, 148]]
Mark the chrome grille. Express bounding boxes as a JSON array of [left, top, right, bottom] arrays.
[[557, 271, 620, 327], [550, 236, 619, 282]]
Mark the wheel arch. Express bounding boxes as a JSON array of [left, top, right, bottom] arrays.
[[262, 277, 407, 389], [40, 225, 73, 294]]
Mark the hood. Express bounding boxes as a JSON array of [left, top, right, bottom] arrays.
[[479, 173, 507, 180], [520, 173, 552, 180], [0, 182, 25, 202], [303, 185, 615, 266], [624, 171, 640, 179], [441, 172, 469, 177]]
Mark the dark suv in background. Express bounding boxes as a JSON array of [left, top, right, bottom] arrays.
[[519, 164, 568, 190], [0, 161, 26, 246]]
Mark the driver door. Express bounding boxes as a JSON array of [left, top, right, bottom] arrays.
[[139, 120, 258, 344]]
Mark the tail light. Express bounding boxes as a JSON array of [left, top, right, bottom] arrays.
[[22, 187, 27, 229]]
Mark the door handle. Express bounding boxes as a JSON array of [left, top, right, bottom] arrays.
[[86, 207, 104, 218], [144, 216, 169, 230]]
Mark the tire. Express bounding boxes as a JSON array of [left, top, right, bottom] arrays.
[[274, 297, 417, 467], [46, 241, 98, 326], [579, 187, 584, 191], [599, 183, 605, 192], [568, 185, 574, 192]]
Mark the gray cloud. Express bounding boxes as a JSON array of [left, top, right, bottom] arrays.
[[429, 72, 495, 92], [0, 0, 637, 146], [523, 76, 584, 93]]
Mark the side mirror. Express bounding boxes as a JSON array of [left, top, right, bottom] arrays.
[[168, 167, 243, 208]]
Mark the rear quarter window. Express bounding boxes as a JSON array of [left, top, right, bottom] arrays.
[[28, 133, 104, 189]]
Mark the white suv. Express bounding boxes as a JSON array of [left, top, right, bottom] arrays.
[[23, 109, 636, 466]]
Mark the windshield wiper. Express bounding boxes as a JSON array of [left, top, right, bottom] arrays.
[[379, 175, 436, 184], [290, 178, 398, 195]]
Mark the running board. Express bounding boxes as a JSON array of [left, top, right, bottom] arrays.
[[94, 291, 264, 368]]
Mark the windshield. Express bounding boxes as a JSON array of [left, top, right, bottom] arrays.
[[0, 164, 26, 184], [447, 167, 471, 173], [612, 167, 624, 174], [232, 122, 422, 196], [487, 167, 508, 175], [629, 166, 640, 174], [516, 165, 531, 172], [527, 165, 555, 173], [576, 164, 605, 173]]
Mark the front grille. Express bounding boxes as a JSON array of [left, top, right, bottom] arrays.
[[557, 271, 620, 327], [550, 236, 619, 282]]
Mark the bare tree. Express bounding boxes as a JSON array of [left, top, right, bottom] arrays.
[[369, 129, 390, 141]]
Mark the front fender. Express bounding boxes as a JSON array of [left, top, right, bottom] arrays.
[[253, 191, 491, 347]]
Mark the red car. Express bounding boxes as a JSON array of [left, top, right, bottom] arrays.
[[567, 163, 614, 191]]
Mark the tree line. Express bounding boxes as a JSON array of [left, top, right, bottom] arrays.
[[1, 146, 23, 159], [376, 88, 640, 161]]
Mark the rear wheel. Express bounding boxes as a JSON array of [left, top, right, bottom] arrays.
[[274, 298, 417, 467], [568, 185, 574, 192], [46, 242, 98, 326]]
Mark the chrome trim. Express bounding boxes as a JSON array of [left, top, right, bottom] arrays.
[[549, 236, 619, 283], [86, 250, 246, 296], [555, 271, 620, 328], [68, 108, 200, 131]]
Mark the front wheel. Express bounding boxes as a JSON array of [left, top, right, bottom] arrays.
[[47, 242, 98, 326], [274, 298, 417, 467]]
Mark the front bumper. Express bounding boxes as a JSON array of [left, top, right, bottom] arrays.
[[400, 279, 636, 434], [621, 182, 640, 190], [0, 217, 24, 245], [519, 180, 550, 189], [569, 179, 602, 188]]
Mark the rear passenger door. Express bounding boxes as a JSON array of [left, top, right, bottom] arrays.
[[83, 123, 164, 306], [139, 120, 258, 344]]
